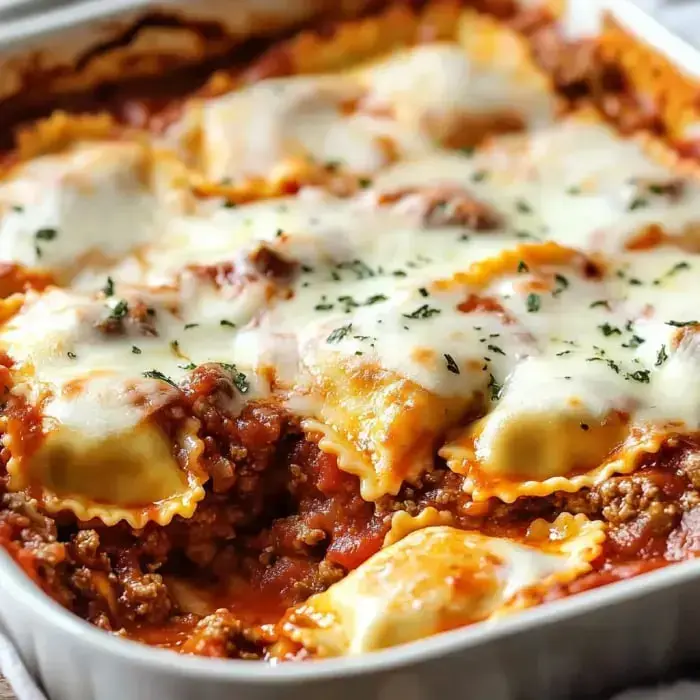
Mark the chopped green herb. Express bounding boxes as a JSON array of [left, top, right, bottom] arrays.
[[220, 319, 237, 328], [628, 196, 648, 211], [275, 228, 283, 238], [556, 350, 571, 357], [526, 293, 541, 313], [143, 370, 178, 388], [516, 199, 532, 214], [35, 227, 57, 241], [11, 205, 23, 213], [102, 277, 115, 297], [223, 201, 237, 209], [471, 170, 488, 183], [666, 320, 698, 327], [179, 362, 196, 371], [654, 261, 692, 285], [402, 304, 441, 320], [364, 294, 388, 306], [567, 186, 581, 195], [110, 300, 129, 320], [327, 323, 353, 344], [587, 357, 621, 374], [517, 261, 529, 274], [219, 363, 249, 393], [487, 344, 506, 356], [599, 323, 622, 337], [627, 369, 650, 383], [622, 335, 645, 349], [487, 373, 502, 401], [419, 287, 429, 298], [132, 346, 142, 354], [516, 230, 538, 240], [336, 259, 375, 280], [655, 345, 668, 366], [553, 274, 569, 297], [444, 353, 460, 374], [590, 300, 611, 309], [67, 351, 77, 359], [184, 323, 199, 330], [460, 146, 475, 157], [580, 423, 589, 431], [358, 177, 371, 189]]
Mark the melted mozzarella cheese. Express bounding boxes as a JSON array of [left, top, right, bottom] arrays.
[[2, 33, 700, 520], [0, 142, 163, 280], [181, 31, 554, 183], [280, 518, 604, 656], [374, 118, 700, 253], [196, 76, 398, 181]]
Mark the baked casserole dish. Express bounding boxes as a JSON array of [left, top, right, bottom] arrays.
[[1, 0, 700, 667]]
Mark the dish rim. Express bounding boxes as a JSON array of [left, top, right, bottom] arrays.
[[3, 548, 700, 683], [0, 0, 700, 684]]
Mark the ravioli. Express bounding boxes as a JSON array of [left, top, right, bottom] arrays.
[[0, 287, 214, 527], [301, 363, 470, 501], [3, 373, 207, 528], [0, 140, 162, 281], [177, 12, 554, 188], [279, 516, 605, 657], [297, 282, 535, 500]]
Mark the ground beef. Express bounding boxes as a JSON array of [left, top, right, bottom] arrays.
[[0, 490, 73, 608], [525, 23, 662, 134], [180, 383, 297, 498], [181, 609, 275, 659], [117, 566, 172, 624], [162, 497, 239, 568], [597, 472, 681, 533], [248, 244, 298, 282], [677, 450, 700, 488], [69, 529, 110, 570], [61, 528, 174, 626]]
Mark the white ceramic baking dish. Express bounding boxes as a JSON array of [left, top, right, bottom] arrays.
[[1, 1, 700, 698]]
